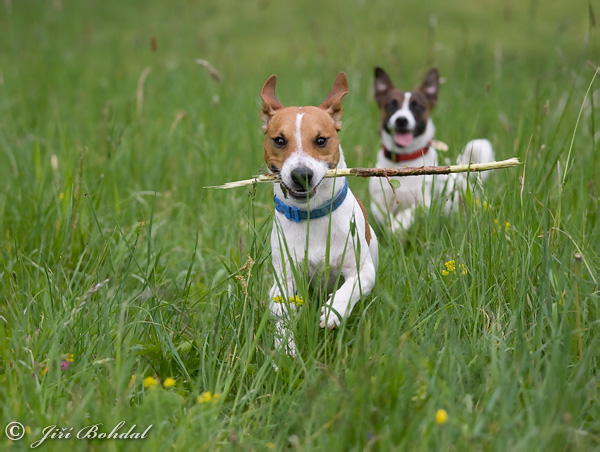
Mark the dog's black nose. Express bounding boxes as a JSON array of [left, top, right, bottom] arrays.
[[291, 166, 313, 190], [395, 116, 409, 129]]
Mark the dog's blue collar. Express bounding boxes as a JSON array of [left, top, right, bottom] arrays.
[[274, 179, 348, 223]]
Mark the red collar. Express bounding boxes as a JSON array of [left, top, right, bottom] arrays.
[[382, 140, 432, 162]]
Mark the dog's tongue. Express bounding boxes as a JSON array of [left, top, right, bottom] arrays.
[[394, 132, 414, 147]]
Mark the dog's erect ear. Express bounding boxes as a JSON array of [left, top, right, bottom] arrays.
[[419, 68, 439, 104], [374, 67, 394, 100], [319, 72, 348, 131], [261, 75, 284, 131]]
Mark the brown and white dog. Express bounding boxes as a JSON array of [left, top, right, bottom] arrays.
[[261, 73, 378, 355], [369, 67, 495, 233]]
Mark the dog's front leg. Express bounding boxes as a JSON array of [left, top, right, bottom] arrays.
[[372, 201, 415, 233], [391, 205, 416, 233], [269, 282, 298, 356], [320, 258, 376, 329]]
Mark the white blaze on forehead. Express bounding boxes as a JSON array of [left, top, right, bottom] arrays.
[[279, 111, 329, 194], [401, 92, 412, 110], [295, 113, 305, 153], [388, 92, 416, 130]]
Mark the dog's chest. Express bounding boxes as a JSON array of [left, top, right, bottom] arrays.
[[370, 147, 441, 211], [272, 198, 359, 276], [275, 218, 347, 269]]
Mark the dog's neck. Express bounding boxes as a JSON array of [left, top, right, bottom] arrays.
[[381, 119, 435, 155], [273, 146, 348, 211]]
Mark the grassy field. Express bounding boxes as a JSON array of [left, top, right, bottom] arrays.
[[1, 0, 599, 450]]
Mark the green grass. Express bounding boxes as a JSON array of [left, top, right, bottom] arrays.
[[1, 0, 599, 450]]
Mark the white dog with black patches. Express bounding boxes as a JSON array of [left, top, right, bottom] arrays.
[[261, 73, 378, 355], [369, 67, 495, 233]]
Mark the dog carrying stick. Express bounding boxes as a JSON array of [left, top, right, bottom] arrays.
[[205, 158, 520, 189]]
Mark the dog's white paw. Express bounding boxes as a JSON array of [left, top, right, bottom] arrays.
[[320, 308, 340, 329], [320, 300, 346, 329]]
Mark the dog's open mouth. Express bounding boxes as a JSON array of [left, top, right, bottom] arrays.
[[394, 131, 414, 147], [281, 183, 318, 200]]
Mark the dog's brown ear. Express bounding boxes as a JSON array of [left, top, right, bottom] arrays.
[[419, 68, 439, 105], [374, 67, 394, 100], [261, 75, 284, 131], [319, 72, 348, 131]]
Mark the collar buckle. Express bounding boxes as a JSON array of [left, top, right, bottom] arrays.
[[287, 205, 301, 222]]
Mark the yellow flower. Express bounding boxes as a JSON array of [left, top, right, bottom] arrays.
[[291, 295, 304, 305], [443, 260, 466, 276], [143, 376, 158, 388], [198, 391, 221, 404], [198, 391, 212, 403], [474, 198, 490, 211], [444, 260, 456, 273], [436, 409, 448, 424], [163, 377, 176, 388], [64, 353, 74, 362], [272, 295, 304, 305], [25, 426, 32, 435], [505, 222, 510, 232]]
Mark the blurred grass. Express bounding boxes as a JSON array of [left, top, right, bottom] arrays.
[[0, 0, 599, 450]]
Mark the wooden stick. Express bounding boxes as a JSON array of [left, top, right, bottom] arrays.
[[205, 158, 521, 189]]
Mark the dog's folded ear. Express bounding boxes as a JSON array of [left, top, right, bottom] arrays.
[[261, 75, 284, 131], [374, 67, 394, 100], [420, 68, 439, 104], [319, 72, 348, 131]]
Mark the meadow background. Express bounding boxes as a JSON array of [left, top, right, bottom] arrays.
[[1, 0, 599, 450]]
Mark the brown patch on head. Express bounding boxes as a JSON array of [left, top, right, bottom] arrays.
[[408, 90, 435, 118], [260, 73, 349, 173], [355, 196, 372, 245]]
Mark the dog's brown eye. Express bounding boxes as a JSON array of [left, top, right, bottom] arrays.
[[387, 100, 398, 112], [410, 101, 424, 113], [315, 137, 328, 147], [272, 136, 285, 148]]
